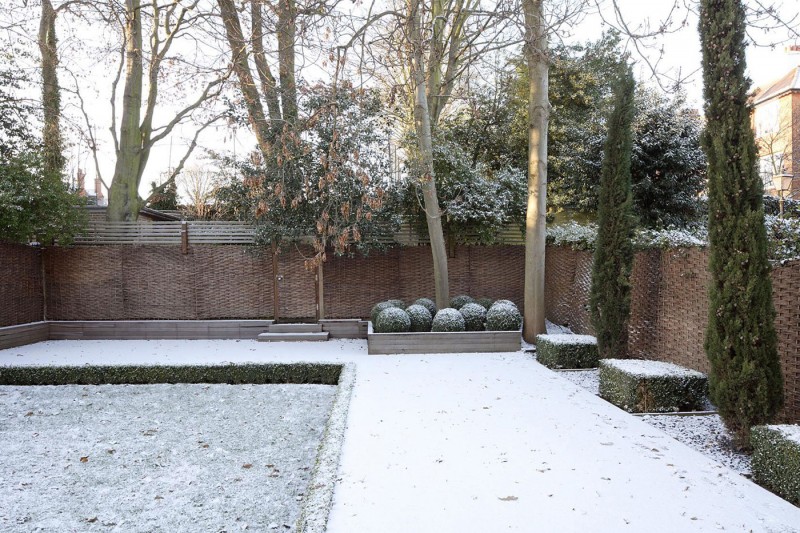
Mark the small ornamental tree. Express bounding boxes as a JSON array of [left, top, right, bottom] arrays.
[[589, 65, 636, 359], [699, 0, 783, 447]]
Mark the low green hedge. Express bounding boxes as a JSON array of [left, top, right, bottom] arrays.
[[751, 425, 800, 505], [536, 334, 599, 369], [598, 359, 707, 413], [0, 363, 343, 386]]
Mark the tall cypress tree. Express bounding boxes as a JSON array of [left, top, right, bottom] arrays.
[[590, 65, 636, 359], [699, 0, 783, 448]]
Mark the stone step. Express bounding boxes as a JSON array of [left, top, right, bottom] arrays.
[[269, 323, 323, 333], [257, 332, 330, 342]]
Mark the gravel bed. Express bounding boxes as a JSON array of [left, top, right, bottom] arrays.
[[0, 383, 336, 531], [555, 368, 751, 475]]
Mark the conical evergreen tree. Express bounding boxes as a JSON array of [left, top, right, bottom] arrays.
[[699, 0, 783, 448], [590, 65, 636, 359]]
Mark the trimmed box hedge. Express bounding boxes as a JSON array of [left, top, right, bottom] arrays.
[[0, 363, 343, 386], [599, 359, 708, 413], [751, 425, 800, 506], [536, 334, 599, 369]]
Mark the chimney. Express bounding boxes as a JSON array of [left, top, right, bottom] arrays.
[[95, 178, 106, 206], [76, 168, 86, 197]]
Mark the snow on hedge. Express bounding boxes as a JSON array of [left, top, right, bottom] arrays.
[[770, 424, 800, 446], [601, 359, 705, 379], [431, 308, 466, 332], [546, 217, 800, 263], [537, 334, 597, 346]]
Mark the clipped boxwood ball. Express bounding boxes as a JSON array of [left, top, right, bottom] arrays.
[[370, 301, 398, 324], [476, 297, 494, 310], [375, 307, 411, 333], [387, 299, 406, 310], [486, 303, 522, 331], [449, 295, 475, 310], [405, 304, 433, 332], [413, 297, 437, 316], [491, 299, 518, 311], [431, 308, 466, 332], [459, 303, 487, 331]]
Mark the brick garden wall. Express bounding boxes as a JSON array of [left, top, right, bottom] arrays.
[[0, 243, 44, 326], [544, 246, 800, 423]]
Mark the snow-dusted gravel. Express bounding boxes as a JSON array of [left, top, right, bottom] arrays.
[[0, 383, 335, 532]]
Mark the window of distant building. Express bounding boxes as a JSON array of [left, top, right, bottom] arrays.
[[755, 100, 780, 137], [760, 153, 786, 188]]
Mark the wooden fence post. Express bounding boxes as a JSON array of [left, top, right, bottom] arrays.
[[272, 240, 280, 323], [180, 221, 189, 255]]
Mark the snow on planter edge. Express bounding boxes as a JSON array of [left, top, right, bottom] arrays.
[[296, 363, 357, 533], [598, 359, 708, 413], [751, 424, 800, 506]]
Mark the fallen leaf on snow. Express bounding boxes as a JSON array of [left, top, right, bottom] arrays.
[[242, 464, 253, 469], [80, 456, 89, 463]]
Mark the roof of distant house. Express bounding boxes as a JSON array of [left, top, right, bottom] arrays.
[[752, 65, 800, 105]]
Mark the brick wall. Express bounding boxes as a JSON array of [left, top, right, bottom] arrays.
[[545, 245, 800, 423], [0, 243, 43, 326]]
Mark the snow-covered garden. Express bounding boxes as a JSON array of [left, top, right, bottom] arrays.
[[1, 338, 799, 532]]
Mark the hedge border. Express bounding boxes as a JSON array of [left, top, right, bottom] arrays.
[[598, 359, 708, 413], [0, 362, 342, 386], [536, 335, 599, 369], [751, 425, 800, 506]]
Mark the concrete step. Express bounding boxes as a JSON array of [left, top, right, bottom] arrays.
[[269, 323, 323, 333], [257, 332, 330, 342]]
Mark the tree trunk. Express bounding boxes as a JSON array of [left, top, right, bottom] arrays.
[[38, 0, 64, 179], [218, 0, 275, 155], [107, 0, 144, 221], [277, 0, 298, 123], [522, 0, 548, 341], [409, 0, 449, 310]]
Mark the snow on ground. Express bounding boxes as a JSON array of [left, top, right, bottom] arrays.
[[3, 339, 800, 532], [0, 383, 335, 531], [555, 368, 752, 476]]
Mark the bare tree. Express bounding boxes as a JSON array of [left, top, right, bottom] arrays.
[[177, 165, 222, 219], [105, 0, 229, 221]]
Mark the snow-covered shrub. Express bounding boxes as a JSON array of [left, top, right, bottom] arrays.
[[405, 304, 433, 332], [370, 301, 398, 324], [486, 303, 522, 331], [751, 425, 800, 505], [476, 297, 494, 310], [387, 299, 406, 310], [431, 308, 466, 332], [459, 303, 487, 331], [374, 307, 411, 333], [413, 297, 437, 316], [536, 334, 598, 369], [765, 215, 800, 263], [547, 222, 598, 251], [490, 299, 518, 310], [598, 359, 707, 413], [449, 295, 475, 310]]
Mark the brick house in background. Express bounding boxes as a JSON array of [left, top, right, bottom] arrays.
[[751, 65, 799, 200]]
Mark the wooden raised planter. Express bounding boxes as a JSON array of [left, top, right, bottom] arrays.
[[367, 323, 521, 355]]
